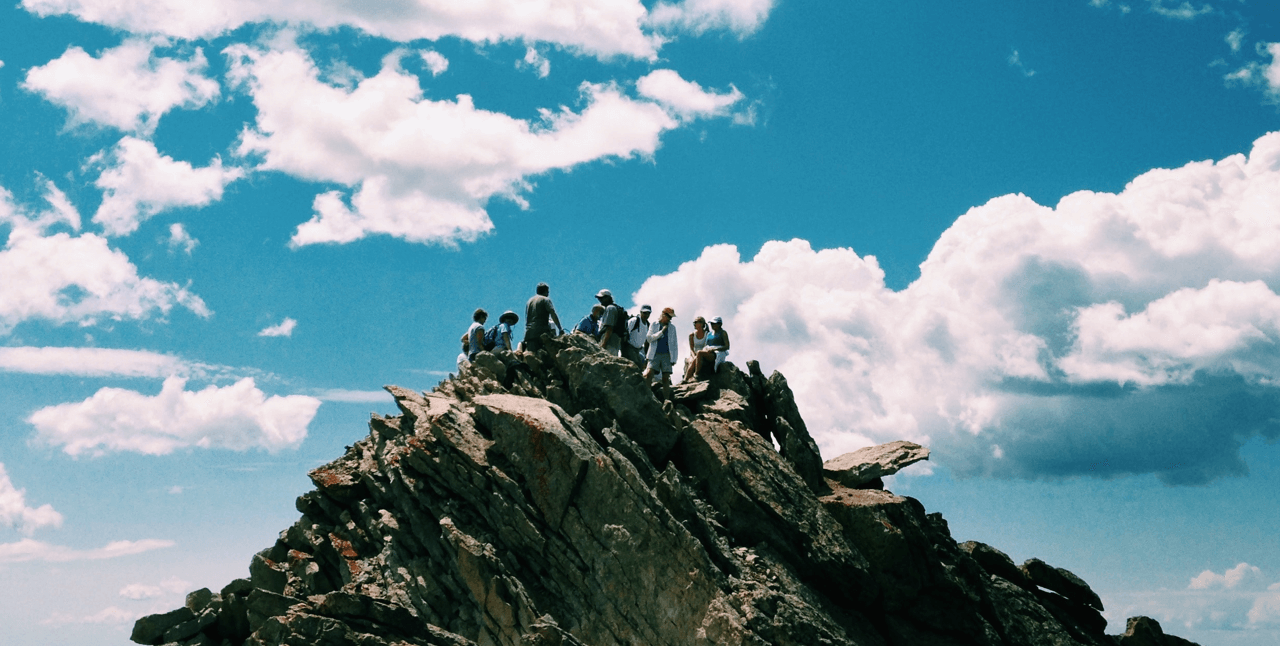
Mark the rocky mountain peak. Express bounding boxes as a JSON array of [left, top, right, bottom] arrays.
[[132, 332, 1199, 646]]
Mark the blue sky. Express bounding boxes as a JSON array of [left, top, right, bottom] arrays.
[[2, 1, 1280, 644]]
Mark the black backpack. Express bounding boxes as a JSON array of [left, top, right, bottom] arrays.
[[610, 305, 629, 338]]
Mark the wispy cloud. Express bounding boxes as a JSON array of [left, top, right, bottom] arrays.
[[119, 576, 190, 600], [314, 388, 391, 403], [1008, 49, 1036, 77], [0, 538, 173, 563], [258, 317, 297, 337]]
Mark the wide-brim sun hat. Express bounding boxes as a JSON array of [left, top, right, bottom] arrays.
[[501, 310, 519, 324]]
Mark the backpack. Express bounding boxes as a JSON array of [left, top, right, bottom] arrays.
[[609, 305, 629, 338], [482, 324, 501, 351]]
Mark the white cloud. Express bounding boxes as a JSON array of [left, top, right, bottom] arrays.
[[314, 388, 391, 403], [0, 537, 173, 563], [168, 222, 198, 254], [167, 485, 183, 495], [225, 44, 735, 246], [634, 130, 1280, 483], [1147, 0, 1212, 20], [0, 464, 62, 535], [635, 69, 744, 121], [257, 317, 296, 337], [1226, 29, 1245, 53], [119, 576, 189, 600], [1250, 591, 1280, 625], [648, 0, 774, 37], [42, 605, 142, 626], [1190, 563, 1266, 591], [0, 346, 187, 378], [21, 0, 667, 60], [93, 137, 243, 236], [419, 50, 448, 76], [0, 184, 210, 333], [518, 46, 550, 78], [28, 376, 321, 457], [1226, 43, 1280, 102], [22, 40, 218, 133], [1008, 50, 1036, 77]]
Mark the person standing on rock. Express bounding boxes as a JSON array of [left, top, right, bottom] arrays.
[[595, 289, 626, 357], [642, 307, 679, 390], [523, 282, 562, 354], [467, 308, 487, 362], [624, 304, 651, 366]]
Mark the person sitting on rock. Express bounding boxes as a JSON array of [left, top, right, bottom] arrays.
[[704, 316, 731, 374], [523, 282, 562, 354], [466, 308, 487, 362], [493, 310, 519, 352], [684, 316, 710, 382], [642, 307, 679, 391], [574, 304, 604, 339], [457, 332, 470, 371]]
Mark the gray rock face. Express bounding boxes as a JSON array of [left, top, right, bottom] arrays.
[[823, 440, 931, 488], [132, 340, 1199, 646]]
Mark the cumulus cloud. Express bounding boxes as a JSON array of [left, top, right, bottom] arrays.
[[634, 130, 1280, 483], [257, 317, 296, 337], [225, 45, 739, 246], [518, 46, 551, 78], [1226, 43, 1280, 102], [22, 40, 218, 133], [419, 50, 448, 76], [21, 0, 665, 59], [168, 222, 198, 254], [0, 184, 209, 333], [636, 69, 744, 121], [648, 0, 774, 36], [93, 137, 243, 236], [1190, 563, 1266, 591], [0, 464, 62, 535], [28, 376, 321, 456], [0, 537, 173, 563], [119, 576, 189, 600]]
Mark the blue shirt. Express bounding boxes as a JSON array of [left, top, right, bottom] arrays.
[[575, 315, 599, 338], [495, 322, 514, 350], [655, 326, 670, 356]]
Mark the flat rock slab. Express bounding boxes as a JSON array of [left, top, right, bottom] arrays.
[[822, 440, 930, 488]]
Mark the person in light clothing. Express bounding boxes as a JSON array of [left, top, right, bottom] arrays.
[[642, 307, 679, 390], [624, 304, 652, 366], [466, 308, 487, 362]]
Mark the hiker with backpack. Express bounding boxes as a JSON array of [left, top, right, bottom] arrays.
[[595, 289, 628, 357], [485, 310, 519, 352], [624, 304, 651, 366], [466, 308, 488, 362]]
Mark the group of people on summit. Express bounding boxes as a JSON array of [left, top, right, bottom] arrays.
[[459, 282, 730, 388]]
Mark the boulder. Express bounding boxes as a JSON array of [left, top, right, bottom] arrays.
[[960, 541, 1034, 590], [131, 607, 195, 645], [1021, 558, 1104, 611], [823, 440, 930, 488]]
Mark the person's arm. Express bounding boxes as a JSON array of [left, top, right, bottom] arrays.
[[600, 327, 612, 346], [503, 329, 512, 350], [688, 332, 696, 354], [721, 331, 730, 352], [646, 321, 665, 343], [548, 301, 561, 331]]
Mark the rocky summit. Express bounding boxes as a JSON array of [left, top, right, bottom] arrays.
[[132, 333, 1199, 646]]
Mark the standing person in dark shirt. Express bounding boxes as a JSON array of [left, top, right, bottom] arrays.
[[523, 282, 561, 354]]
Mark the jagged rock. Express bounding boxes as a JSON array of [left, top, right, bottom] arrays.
[[132, 607, 195, 645], [961, 541, 1035, 590], [134, 341, 1200, 646], [1022, 558, 1105, 611], [1116, 616, 1199, 646], [823, 440, 931, 488]]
